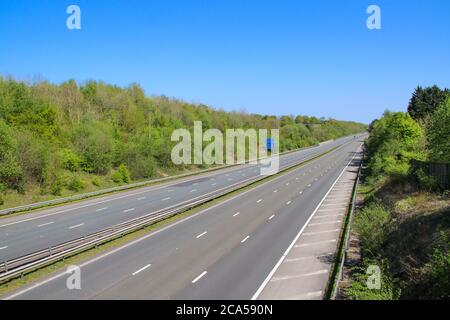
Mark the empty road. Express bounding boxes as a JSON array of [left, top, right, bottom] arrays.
[[4, 136, 364, 299], [0, 136, 355, 263]]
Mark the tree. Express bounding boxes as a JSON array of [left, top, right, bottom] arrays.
[[407, 86, 450, 121], [426, 99, 450, 163], [0, 120, 23, 189], [365, 111, 424, 177]]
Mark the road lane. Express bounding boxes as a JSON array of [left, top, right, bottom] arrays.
[[5, 137, 364, 300], [0, 136, 356, 262]]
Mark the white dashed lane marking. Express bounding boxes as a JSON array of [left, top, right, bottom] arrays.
[[132, 264, 151, 276], [196, 231, 207, 239], [68, 223, 84, 230], [192, 271, 207, 283], [37, 221, 54, 228]]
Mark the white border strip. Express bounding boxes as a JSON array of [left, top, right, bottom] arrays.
[[251, 144, 361, 300]]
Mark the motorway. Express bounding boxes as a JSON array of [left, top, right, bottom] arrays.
[[4, 136, 364, 299], [0, 136, 355, 263]]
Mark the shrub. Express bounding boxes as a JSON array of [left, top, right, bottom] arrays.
[[0, 120, 23, 189], [50, 177, 64, 196], [353, 202, 390, 258], [426, 98, 450, 163], [91, 176, 101, 187], [112, 164, 131, 184], [0, 194, 4, 206], [67, 175, 85, 192], [402, 232, 450, 299], [415, 168, 438, 191], [60, 148, 82, 172]]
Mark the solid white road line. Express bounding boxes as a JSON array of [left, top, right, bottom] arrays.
[[251, 144, 360, 300], [271, 269, 329, 282], [123, 208, 135, 213], [285, 253, 333, 263], [96, 207, 108, 212], [295, 239, 337, 247], [233, 212, 240, 217], [317, 208, 346, 212], [132, 264, 151, 276], [287, 291, 323, 300], [196, 231, 207, 239], [313, 214, 344, 219], [321, 203, 350, 206], [37, 221, 54, 228], [302, 229, 340, 236], [308, 221, 342, 226], [0, 246, 8, 250], [241, 235, 250, 243], [68, 223, 84, 230], [192, 271, 207, 283]]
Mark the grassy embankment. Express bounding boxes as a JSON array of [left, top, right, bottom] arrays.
[[342, 86, 450, 300]]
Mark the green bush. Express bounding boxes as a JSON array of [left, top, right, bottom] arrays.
[[91, 176, 101, 187], [414, 168, 438, 191], [0, 120, 23, 189], [0, 194, 4, 206], [50, 177, 65, 196], [60, 148, 82, 172], [426, 98, 450, 163], [112, 164, 131, 184], [67, 175, 85, 192], [353, 202, 390, 258], [365, 111, 424, 178]]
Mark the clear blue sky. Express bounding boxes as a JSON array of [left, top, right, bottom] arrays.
[[1, 0, 449, 123]]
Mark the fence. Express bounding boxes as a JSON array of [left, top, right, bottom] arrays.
[[411, 159, 450, 190]]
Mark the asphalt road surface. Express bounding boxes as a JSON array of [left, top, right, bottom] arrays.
[[5, 136, 364, 299], [0, 136, 355, 263]]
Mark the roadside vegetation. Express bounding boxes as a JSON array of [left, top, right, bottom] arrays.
[[343, 85, 450, 300], [0, 77, 366, 209]]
